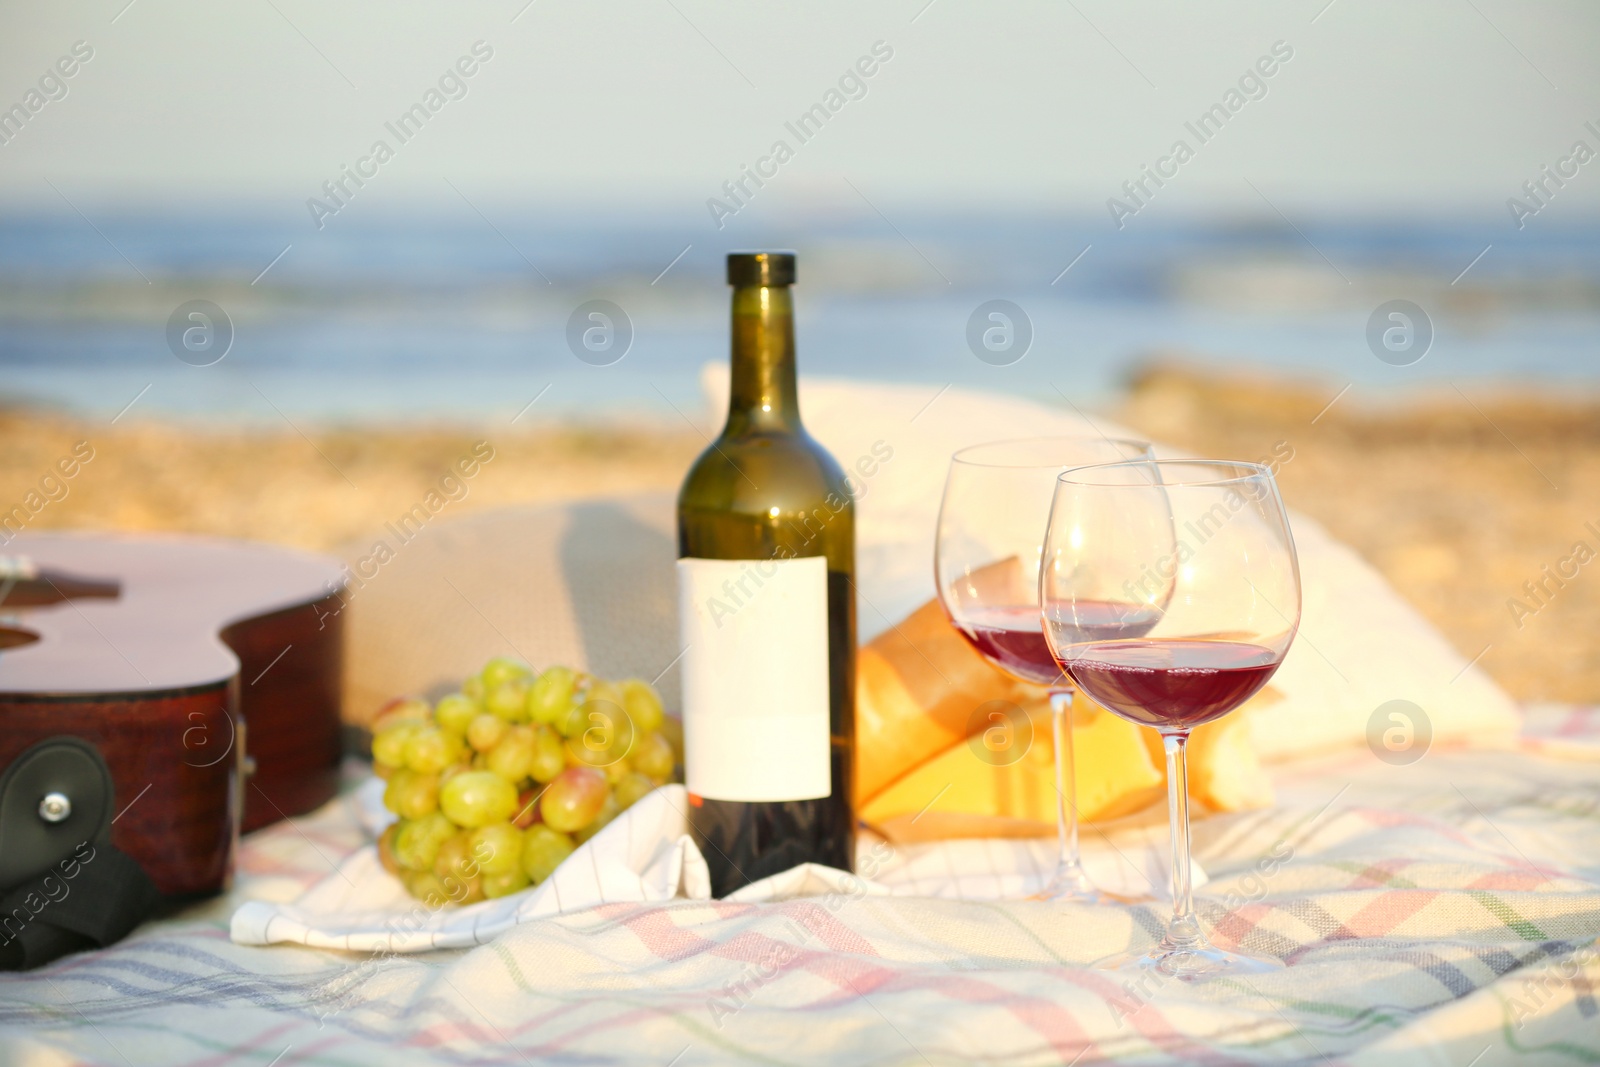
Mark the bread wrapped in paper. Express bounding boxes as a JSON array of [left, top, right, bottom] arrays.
[[855, 596, 1037, 801], [855, 597, 1276, 841]]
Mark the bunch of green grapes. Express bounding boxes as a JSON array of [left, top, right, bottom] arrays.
[[371, 657, 681, 906]]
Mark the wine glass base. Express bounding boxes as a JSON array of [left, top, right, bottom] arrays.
[[1030, 864, 1112, 904], [1095, 943, 1284, 981], [1032, 884, 1111, 905]]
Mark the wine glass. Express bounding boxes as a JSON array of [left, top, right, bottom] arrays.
[[1041, 459, 1300, 978], [935, 436, 1153, 903]]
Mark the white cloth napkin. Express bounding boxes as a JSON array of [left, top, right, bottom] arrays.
[[231, 780, 1200, 953]]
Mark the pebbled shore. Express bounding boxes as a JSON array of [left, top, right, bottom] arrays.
[[1, 363, 1594, 704], [0, 410, 700, 566], [1117, 362, 1600, 705]]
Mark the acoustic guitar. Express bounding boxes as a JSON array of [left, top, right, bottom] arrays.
[[0, 534, 345, 897]]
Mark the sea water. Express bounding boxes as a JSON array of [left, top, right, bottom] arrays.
[[0, 210, 1595, 425]]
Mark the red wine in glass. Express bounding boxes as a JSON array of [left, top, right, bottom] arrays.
[[1042, 457, 1301, 978], [955, 605, 1063, 685], [958, 602, 1163, 686], [936, 435, 1156, 904], [1061, 640, 1282, 730]]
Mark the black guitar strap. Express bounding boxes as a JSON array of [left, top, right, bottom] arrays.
[[0, 737, 165, 970], [0, 842, 161, 970]]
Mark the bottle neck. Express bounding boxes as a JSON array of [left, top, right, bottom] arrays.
[[725, 285, 799, 435]]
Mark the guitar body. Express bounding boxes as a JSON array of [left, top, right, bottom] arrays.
[[0, 687, 239, 898], [0, 534, 345, 898], [222, 598, 345, 834]]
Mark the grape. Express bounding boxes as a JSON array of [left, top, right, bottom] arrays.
[[373, 696, 431, 734], [579, 684, 620, 742], [371, 722, 418, 769], [394, 811, 455, 871], [403, 869, 450, 907], [574, 793, 620, 844], [592, 699, 635, 761], [486, 725, 537, 781], [486, 678, 531, 722], [541, 767, 608, 833], [529, 725, 565, 783], [562, 738, 593, 770], [522, 825, 575, 884], [527, 666, 576, 725], [657, 715, 684, 762], [440, 770, 518, 828], [415, 861, 485, 906], [564, 706, 632, 768], [481, 656, 533, 691], [470, 823, 524, 875], [614, 771, 656, 810], [620, 679, 665, 735], [377, 664, 680, 903], [384, 768, 439, 820], [467, 713, 509, 753], [482, 867, 531, 899], [434, 692, 480, 735], [632, 731, 676, 782], [434, 830, 479, 881], [564, 735, 606, 770], [602, 756, 633, 786], [554, 702, 588, 740], [405, 725, 466, 774], [512, 787, 542, 829], [441, 870, 487, 906], [377, 823, 402, 875]]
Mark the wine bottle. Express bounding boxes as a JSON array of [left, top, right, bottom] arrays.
[[676, 251, 856, 897]]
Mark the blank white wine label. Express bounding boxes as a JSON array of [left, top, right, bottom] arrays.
[[677, 555, 831, 802]]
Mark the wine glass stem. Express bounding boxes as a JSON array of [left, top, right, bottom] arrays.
[[1050, 689, 1083, 875], [1161, 732, 1203, 949]]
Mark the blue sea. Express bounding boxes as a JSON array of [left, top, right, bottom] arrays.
[[1, 209, 1596, 425]]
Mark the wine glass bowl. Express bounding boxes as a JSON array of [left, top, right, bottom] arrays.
[[937, 437, 1158, 673], [1042, 459, 1301, 977], [934, 436, 1153, 902]]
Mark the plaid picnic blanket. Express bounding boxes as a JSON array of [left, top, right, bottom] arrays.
[[0, 712, 1596, 1066]]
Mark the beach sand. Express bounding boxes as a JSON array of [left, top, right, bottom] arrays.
[[2, 367, 1594, 703], [0, 412, 701, 555], [1118, 363, 1599, 705]]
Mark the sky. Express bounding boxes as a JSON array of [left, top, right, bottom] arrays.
[[0, 0, 1598, 237]]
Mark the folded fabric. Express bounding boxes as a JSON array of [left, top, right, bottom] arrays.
[[231, 781, 1198, 953], [232, 784, 704, 953]]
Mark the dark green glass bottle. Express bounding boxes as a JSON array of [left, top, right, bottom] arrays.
[[676, 251, 856, 897]]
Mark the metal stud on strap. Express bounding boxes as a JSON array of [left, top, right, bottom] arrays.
[[37, 792, 71, 823]]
